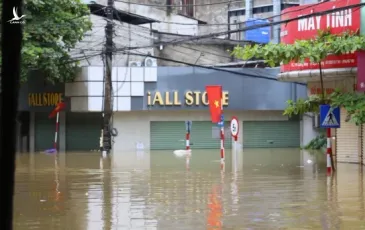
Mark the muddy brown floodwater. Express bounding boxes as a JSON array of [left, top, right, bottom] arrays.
[[13, 149, 365, 230]]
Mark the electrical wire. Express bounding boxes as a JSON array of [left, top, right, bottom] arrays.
[[108, 2, 364, 64], [111, 23, 250, 63], [68, 2, 364, 84], [25, 6, 107, 30], [70, 46, 283, 83], [112, 5, 132, 107], [57, 1, 363, 85], [115, 0, 328, 26], [115, 0, 243, 7], [118, 50, 305, 84], [115, 2, 365, 51]]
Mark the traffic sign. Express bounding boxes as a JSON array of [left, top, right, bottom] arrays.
[[185, 121, 192, 132], [320, 105, 340, 128], [230, 116, 239, 140]]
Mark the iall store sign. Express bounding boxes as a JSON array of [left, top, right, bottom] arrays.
[[280, 0, 361, 72]]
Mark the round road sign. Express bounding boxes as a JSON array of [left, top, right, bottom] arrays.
[[230, 116, 239, 138]]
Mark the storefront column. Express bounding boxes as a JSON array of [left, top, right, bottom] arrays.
[[59, 111, 66, 152], [29, 112, 35, 153], [302, 113, 318, 146]]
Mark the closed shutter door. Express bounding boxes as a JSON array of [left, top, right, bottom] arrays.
[[190, 121, 231, 149], [336, 108, 360, 163], [35, 112, 54, 151], [242, 121, 300, 148], [150, 121, 232, 150], [66, 112, 102, 151]]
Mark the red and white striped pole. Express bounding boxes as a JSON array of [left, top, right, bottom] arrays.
[[186, 131, 190, 170], [220, 125, 225, 162], [326, 128, 332, 175], [186, 132, 190, 150], [53, 112, 60, 150], [220, 100, 225, 165]]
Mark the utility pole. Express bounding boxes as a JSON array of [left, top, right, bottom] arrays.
[[102, 0, 114, 154], [273, 0, 281, 44]]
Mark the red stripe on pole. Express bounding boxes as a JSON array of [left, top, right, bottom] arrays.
[[326, 128, 332, 175], [186, 132, 190, 150], [53, 112, 60, 150], [220, 127, 224, 160]]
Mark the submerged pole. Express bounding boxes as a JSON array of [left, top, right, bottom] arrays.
[[326, 128, 332, 175], [220, 101, 225, 165]]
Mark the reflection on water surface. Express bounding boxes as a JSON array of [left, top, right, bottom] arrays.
[[13, 149, 365, 229]]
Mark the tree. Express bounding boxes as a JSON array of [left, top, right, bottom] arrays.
[[231, 29, 365, 172], [231, 29, 365, 125], [1, 0, 92, 83]]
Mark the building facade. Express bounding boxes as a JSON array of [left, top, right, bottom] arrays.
[[17, 67, 307, 152], [17, 1, 312, 153], [277, 0, 365, 165]]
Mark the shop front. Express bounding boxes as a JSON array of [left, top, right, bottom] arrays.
[[278, 0, 364, 165], [111, 67, 307, 151], [18, 72, 101, 152]]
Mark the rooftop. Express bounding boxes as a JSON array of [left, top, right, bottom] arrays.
[[88, 2, 159, 25]]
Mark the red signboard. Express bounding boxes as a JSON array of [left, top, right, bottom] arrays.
[[357, 51, 365, 92], [280, 0, 361, 72]]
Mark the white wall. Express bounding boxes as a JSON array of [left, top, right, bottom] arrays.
[[112, 110, 288, 152], [301, 113, 319, 146], [94, 0, 199, 35], [65, 66, 157, 112], [70, 15, 155, 66]]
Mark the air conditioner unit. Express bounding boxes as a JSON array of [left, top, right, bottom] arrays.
[[312, 114, 320, 128], [128, 61, 141, 67], [144, 57, 157, 67]]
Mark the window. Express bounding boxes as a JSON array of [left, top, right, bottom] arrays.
[[178, 0, 194, 17]]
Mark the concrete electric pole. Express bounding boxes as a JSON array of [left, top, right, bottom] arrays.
[[102, 0, 114, 154]]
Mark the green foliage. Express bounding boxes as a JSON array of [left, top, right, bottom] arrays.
[[330, 91, 365, 126], [230, 29, 365, 67], [283, 94, 331, 117], [283, 90, 365, 125], [303, 134, 326, 150], [230, 29, 365, 125], [1, 0, 92, 83]]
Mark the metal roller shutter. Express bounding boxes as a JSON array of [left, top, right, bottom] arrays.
[[150, 121, 232, 150], [242, 121, 300, 148], [66, 112, 102, 151], [336, 108, 360, 163], [35, 112, 55, 151]]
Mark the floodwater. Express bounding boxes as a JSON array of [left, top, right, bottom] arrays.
[[14, 149, 365, 230]]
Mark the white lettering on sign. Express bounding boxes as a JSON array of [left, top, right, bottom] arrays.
[[298, 15, 321, 31], [297, 9, 352, 32]]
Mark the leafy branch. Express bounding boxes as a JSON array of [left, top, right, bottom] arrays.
[[231, 29, 365, 67], [231, 29, 365, 172], [282, 90, 365, 126], [231, 29, 365, 125], [0, 0, 92, 83]]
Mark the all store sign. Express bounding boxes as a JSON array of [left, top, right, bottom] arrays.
[[280, 0, 360, 72]]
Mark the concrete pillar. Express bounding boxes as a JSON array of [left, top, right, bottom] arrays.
[[302, 113, 319, 146], [273, 0, 281, 44], [29, 112, 35, 153], [59, 111, 66, 152], [245, 0, 253, 20]]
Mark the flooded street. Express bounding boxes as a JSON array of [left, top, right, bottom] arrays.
[[13, 149, 365, 230]]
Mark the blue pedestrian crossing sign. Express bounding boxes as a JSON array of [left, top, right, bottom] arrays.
[[320, 105, 340, 128]]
